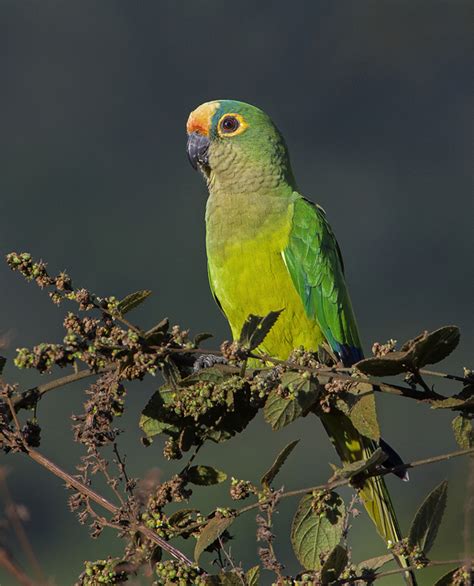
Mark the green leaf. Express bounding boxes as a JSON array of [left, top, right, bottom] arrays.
[[331, 448, 388, 480], [167, 508, 198, 528], [178, 427, 195, 452], [291, 492, 345, 570], [194, 515, 234, 562], [432, 384, 474, 412], [340, 382, 380, 441], [431, 397, 471, 410], [180, 366, 233, 386], [139, 386, 178, 439], [117, 289, 152, 315], [264, 373, 320, 431], [187, 465, 227, 486], [357, 553, 394, 572], [264, 390, 300, 431], [356, 326, 460, 376], [452, 415, 473, 449], [408, 480, 448, 554], [402, 326, 460, 369], [433, 567, 462, 586], [245, 566, 260, 586], [162, 355, 182, 388], [149, 545, 162, 566], [239, 310, 282, 351], [144, 318, 169, 343], [194, 332, 213, 346], [356, 352, 413, 377], [320, 544, 348, 583], [261, 440, 299, 490]]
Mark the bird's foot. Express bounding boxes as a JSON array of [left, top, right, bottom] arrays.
[[193, 354, 228, 372]]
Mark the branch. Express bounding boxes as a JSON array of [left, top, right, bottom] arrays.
[[24, 447, 196, 567], [246, 351, 447, 401], [0, 469, 45, 584], [0, 548, 36, 586], [12, 367, 110, 413], [175, 447, 474, 537], [236, 447, 474, 517], [336, 558, 468, 584], [418, 368, 469, 383]]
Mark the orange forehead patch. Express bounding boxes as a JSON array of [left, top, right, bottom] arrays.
[[186, 101, 220, 136]]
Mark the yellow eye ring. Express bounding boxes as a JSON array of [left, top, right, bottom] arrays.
[[217, 113, 248, 137]]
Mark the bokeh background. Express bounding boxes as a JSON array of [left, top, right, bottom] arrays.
[[0, 1, 472, 584]]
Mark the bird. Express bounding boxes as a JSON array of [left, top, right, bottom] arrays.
[[186, 99, 415, 584]]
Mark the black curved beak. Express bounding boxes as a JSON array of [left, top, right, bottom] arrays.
[[187, 132, 210, 170]]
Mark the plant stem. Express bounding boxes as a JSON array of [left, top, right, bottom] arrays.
[[336, 558, 467, 584], [175, 447, 474, 537], [236, 447, 474, 516], [0, 469, 45, 584], [13, 367, 111, 413], [0, 547, 36, 586], [24, 447, 196, 567], [419, 368, 469, 383]]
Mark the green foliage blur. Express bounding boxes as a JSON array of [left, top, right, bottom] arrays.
[[0, 1, 472, 584]]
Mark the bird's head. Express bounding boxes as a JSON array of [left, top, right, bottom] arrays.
[[186, 100, 295, 192]]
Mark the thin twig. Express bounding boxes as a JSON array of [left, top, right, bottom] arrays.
[[217, 536, 245, 585], [0, 469, 45, 584], [175, 447, 474, 537], [95, 450, 126, 507], [236, 447, 474, 517], [373, 559, 468, 582], [419, 368, 469, 383], [336, 558, 467, 584], [13, 367, 111, 413], [6, 394, 22, 431], [168, 347, 470, 385], [247, 351, 446, 401], [24, 447, 196, 567], [12, 341, 466, 418], [89, 296, 142, 336], [412, 370, 433, 394], [113, 443, 134, 498], [0, 547, 36, 586]]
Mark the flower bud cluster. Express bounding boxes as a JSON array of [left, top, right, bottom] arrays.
[[72, 373, 125, 448], [230, 477, 256, 501], [153, 560, 205, 585], [372, 339, 397, 357], [321, 379, 348, 413], [288, 346, 321, 368], [78, 558, 128, 585], [310, 490, 339, 517], [170, 376, 248, 421]]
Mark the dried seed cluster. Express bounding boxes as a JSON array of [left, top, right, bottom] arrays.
[[372, 339, 397, 357], [230, 478, 256, 501], [321, 379, 348, 413]]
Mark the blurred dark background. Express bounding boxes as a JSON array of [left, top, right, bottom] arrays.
[[0, 1, 472, 584]]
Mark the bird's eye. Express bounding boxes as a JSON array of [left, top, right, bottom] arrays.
[[220, 115, 240, 134]]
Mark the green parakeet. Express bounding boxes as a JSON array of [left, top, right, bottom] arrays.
[[187, 99, 415, 584]]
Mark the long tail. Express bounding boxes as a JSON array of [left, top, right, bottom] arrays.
[[321, 412, 417, 586]]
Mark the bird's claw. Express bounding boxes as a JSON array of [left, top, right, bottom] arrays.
[[193, 354, 228, 372]]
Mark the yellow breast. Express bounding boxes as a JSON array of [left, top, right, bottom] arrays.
[[206, 194, 324, 359]]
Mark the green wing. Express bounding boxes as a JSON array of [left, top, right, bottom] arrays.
[[283, 196, 363, 365]]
